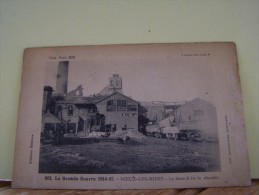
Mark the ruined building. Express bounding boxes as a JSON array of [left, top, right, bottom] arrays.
[[41, 62, 138, 139]]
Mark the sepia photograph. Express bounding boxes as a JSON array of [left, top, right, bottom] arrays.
[[39, 57, 220, 174]]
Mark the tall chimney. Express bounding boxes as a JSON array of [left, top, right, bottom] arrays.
[[56, 61, 69, 94]]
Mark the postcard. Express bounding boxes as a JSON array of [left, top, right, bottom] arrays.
[[12, 43, 251, 189]]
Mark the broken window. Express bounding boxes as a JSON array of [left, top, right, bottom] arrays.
[[117, 99, 126, 111], [107, 99, 116, 111], [127, 104, 137, 111], [67, 123, 76, 133], [68, 104, 73, 116], [44, 123, 55, 131], [44, 123, 55, 139]]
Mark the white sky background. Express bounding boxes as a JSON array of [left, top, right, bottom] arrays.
[[45, 57, 215, 103]]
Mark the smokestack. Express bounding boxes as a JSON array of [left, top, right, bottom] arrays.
[[56, 61, 69, 94]]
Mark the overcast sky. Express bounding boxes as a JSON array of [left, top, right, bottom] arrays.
[[45, 57, 215, 103]]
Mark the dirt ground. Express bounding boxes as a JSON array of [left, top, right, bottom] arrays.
[[39, 137, 220, 174]]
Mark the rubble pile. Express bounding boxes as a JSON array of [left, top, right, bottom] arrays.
[[110, 129, 146, 140]]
